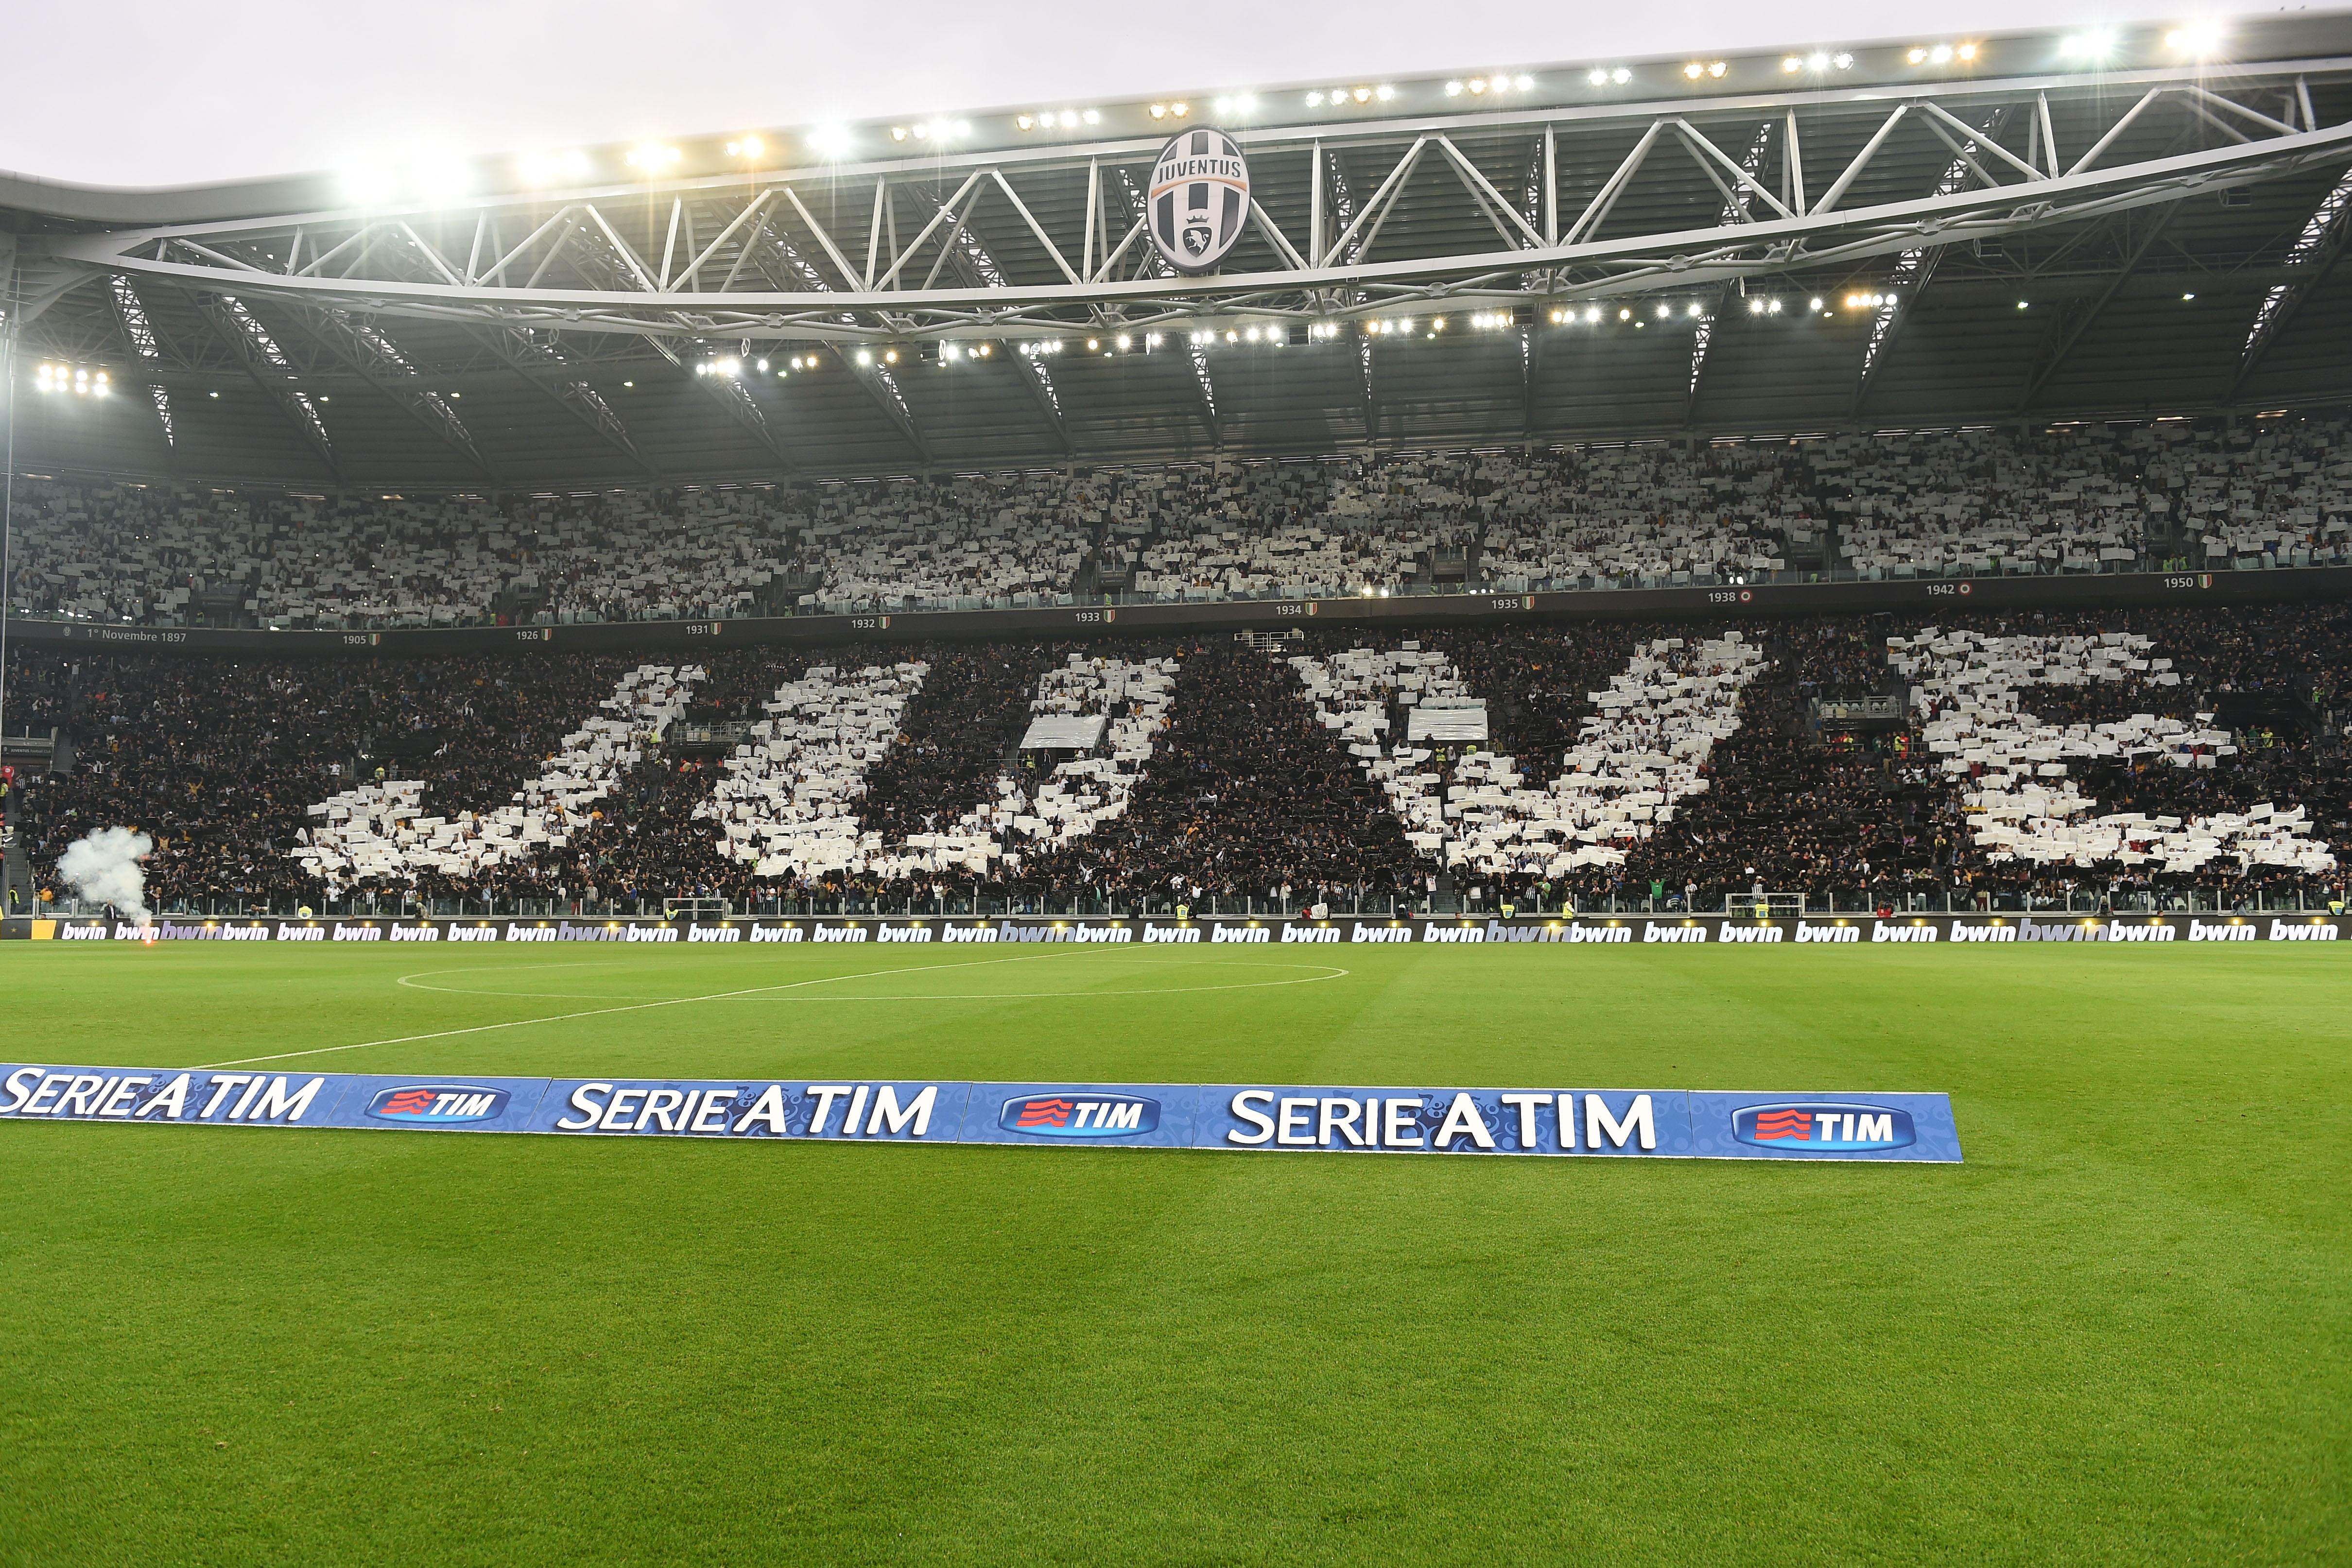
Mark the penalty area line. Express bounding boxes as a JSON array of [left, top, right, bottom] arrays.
[[194, 951, 1084, 1068]]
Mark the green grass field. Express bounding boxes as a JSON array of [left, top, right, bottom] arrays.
[[1, 942, 2345, 1565]]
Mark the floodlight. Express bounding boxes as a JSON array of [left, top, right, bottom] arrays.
[[1376, 84, 1396, 101], [2165, 22, 2224, 54], [1513, 74, 1531, 89], [726, 135, 766, 158], [1016, 115, 1036, 131], [1306, 91, 1325, 107], [1352, 86, 1372, 103], [808, 126, 851, 155], [1169, 102, 1188, 117], [1783, 56, 1803, 72], [625, 143, 682, 172], [1584, 70, 1605, 86], [1451, 79, 1468, 95], [1611, 67, 1630, 83]]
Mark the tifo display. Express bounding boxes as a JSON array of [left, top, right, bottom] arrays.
[[9, 599, 2350, 920], [7, 416, 2350, 629]]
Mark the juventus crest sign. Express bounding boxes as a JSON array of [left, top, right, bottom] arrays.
[[1147, 128, 1250, 275]]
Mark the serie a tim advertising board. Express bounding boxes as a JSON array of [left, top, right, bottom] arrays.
[[0, 1068, 1962, 1163]]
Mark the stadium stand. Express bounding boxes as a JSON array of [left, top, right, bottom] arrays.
[[10, 414, 2352, 629], [10, 599, 2348, 917]]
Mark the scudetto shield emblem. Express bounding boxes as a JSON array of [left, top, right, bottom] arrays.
[[1147, 128, 1250, 275]]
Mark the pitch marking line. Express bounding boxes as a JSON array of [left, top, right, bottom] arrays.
[[198, 951, 1071, 1068], [393, 954, 1349, 1002], [198, 952, 1349, 1068]]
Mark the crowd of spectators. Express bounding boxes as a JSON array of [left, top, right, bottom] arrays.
[[1008, 646, 1418, 905], [9, 598, 2349, 916], [11, 413, 2352, 631], [5, 649, 640, 911]]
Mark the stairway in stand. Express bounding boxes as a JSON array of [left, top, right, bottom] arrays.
[[1, 799, 32, 915]]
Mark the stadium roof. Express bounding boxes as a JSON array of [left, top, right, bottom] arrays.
[[8, 12, 2352, 489]]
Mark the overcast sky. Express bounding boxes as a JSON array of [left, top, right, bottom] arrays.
[[6, 0, 2234, 188]]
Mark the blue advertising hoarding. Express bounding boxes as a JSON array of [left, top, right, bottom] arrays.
[[0, 1065, 1961, 1162]]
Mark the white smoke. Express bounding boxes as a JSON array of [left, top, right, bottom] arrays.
[[57, 827, 155, 925]]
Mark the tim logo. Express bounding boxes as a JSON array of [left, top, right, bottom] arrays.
[[1147, 128, 1249, 275], [1733, 1102, 1914, 1152], [366, 1085, 512, 1124], [1000, 1092, 1161, 1138]]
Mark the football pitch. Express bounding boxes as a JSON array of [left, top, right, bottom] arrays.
[[1, 942, 2344, 1565]]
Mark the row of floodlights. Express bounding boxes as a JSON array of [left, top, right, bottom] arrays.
[[697, 352, 845, 379], [35, 363, 108, 395], [691, 294, 1905, 378], [346, 25, 2238, 203]]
